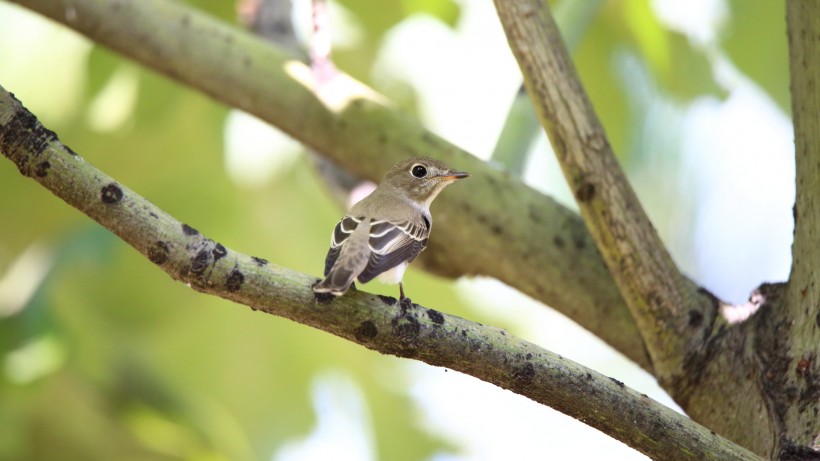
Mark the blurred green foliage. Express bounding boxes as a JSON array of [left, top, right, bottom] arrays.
[[0, 0, 790, 460]]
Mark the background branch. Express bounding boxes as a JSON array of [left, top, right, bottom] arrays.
[[493, 0, 716, 384], [10, 0, 653, 369], [0, 85, 761, 461]]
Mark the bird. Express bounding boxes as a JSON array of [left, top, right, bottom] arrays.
[[313, 157, 469, 304]]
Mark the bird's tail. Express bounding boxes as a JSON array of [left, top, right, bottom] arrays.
[[312, 267, 356, 296]]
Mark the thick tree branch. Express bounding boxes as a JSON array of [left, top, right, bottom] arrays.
[[493, 0, 716, 385], [786, 2, 820, 340], [0, 86, 762, 461], [9, 0, 651, 369], [778, 0, 820, 452]]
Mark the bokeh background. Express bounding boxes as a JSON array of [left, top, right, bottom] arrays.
[[0, 0, 794, 459]]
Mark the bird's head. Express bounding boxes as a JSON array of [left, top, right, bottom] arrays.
[[380, 157, 469, 207]]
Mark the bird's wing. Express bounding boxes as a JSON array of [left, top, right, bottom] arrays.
[[357, 218, 429, 284], [323, 215, 363, 276]]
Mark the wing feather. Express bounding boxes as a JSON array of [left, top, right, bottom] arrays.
[[357, 219, 429, 284], [323, 216, 362, 276]]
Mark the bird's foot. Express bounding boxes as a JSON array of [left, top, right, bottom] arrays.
[[398, 283, 413, 309], [400, 296, 413, 310]]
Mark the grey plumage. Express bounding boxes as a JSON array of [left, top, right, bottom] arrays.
[[313, 157, 468, 299]]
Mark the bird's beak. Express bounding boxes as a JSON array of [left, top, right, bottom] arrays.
[[439, 170, 470, 181]]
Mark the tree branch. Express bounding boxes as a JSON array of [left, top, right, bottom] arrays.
[[786, 1, 820, 337], [777, 0, 820, 451], [0, 83, 763, 461], [9, 0, 651, 369], [493, 0, 716, 385]]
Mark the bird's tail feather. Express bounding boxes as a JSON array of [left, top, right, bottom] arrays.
[[313, 267, 356, 296]]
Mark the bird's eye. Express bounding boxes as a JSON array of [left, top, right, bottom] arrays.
[[411, 164, 427, 178]]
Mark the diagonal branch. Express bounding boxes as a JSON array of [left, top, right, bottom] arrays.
[[0, 83, 763, 461], [493, 0, 716, 385], [10, 0, 651, 369]]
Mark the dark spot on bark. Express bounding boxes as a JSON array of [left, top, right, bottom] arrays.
[[793, 204, 798, 223], [355, 320, 378, 342], [526, 353, 532, 360], [491, 224, 503, 235], [796, 357, 812, 377], [461, 329, 467, 336], [212, 243, 227, 261], [391, 312, 421, 354], [553, 236, 565, 248], [575, 182, 595, 202], [182, 223, 199, 236], [313, 291, 334, 304], [190, 250, 210, 275], [609, 377, 625, 387], [688, 310, 704, 328], [378, 295, 397, 306], [226, 268, 244, 292], [148, 241, 170, 265], [34, 160, 50, 177], [149, 212, 159, 219], [66, 146, 78, 157], [816, 310, 820, 328], [780, 440, 820, 461], [0, 109, 59, 174], [573, 234, 586, 250], [252, 256, 268, 266], [512, 363, 535, 387], [426, 309, 444, 325], [100, 183, 123, 204], [400, 297, 418, 311], [500, 330, 506, 336]]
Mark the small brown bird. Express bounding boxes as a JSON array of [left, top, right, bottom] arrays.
[[313, 157, 469, 303]]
